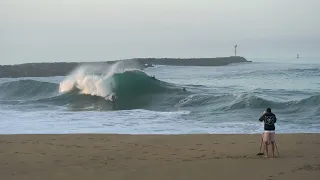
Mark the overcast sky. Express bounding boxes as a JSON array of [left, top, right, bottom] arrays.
[[1, 0, 319, 65]]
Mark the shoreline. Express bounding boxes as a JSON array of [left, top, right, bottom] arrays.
[[1, 133, 319, 180], [1, 131, 320, 135], [1, 132, 320, 135]]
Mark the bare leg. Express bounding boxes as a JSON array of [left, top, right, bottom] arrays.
[[271, 142, 275, 157], [264, 142, 268, 158]]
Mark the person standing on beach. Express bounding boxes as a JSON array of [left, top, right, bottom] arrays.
[[259, 108, 277, 158]]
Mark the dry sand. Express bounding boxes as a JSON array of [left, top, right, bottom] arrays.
[[0, 134, 319, 180]]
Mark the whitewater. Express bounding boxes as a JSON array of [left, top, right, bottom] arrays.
[[0, 58, 319, 134]]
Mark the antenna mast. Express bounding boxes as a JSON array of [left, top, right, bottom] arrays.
[[234, 45, 237, 56]]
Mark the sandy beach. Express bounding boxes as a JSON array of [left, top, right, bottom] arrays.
[[0, 133, 319, 180]]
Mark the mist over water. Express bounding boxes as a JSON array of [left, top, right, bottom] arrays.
[[0, 58, 319, 134]]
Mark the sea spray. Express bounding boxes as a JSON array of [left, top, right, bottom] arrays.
[[59, 61, 147, 100], [55, 61, 185, 110]]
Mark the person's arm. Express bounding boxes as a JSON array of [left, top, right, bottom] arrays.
[[274, 115, 277, 123], [259, 114, 265, 122]]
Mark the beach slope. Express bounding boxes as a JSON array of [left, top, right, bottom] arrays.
[[0, 134, 319, 180]]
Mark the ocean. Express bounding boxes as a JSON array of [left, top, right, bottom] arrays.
[[0, 58, 319, 134]]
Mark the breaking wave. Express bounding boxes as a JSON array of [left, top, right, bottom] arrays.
[[0, 63, 185, 110], [0, 63, 319, 113]]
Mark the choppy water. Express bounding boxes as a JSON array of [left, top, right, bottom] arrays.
[[0, 57, 319, 134]]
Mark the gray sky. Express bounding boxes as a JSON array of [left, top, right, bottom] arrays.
[[1, 0, 319, 65]]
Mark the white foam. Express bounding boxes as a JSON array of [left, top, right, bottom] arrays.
[[59, 62, 142, 100]]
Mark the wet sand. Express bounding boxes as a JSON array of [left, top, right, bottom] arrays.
[[1, 134, 319, 180]]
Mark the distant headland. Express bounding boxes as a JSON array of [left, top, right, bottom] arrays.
[[0, 56, 251, 78]]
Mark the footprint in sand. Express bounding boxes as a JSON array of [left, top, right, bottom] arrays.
[[182, 159, 192, 161]]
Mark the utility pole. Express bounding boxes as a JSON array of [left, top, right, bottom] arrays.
[[234, 45, 237, 56]]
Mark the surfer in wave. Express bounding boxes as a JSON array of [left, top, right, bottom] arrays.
[[111, 94, 117, 110]]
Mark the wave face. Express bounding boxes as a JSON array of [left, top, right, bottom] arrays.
[[57, 63, 184, 110], [0, 80, 58, 100]]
